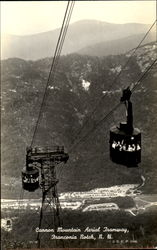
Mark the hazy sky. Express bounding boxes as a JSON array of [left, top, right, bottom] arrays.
[[1, 1, 156, 35]]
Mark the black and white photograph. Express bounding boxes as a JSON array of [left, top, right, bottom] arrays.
[[1, 0, 157, 249]]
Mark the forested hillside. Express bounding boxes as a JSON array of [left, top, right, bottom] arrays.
[[1, 42, 157, 196]]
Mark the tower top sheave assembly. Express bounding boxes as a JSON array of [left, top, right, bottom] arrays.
[[26, 146, 69, 164]]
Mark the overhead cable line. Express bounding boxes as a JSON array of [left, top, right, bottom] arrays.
[[70, 20, 156, 147], [108, 19, 156, 89], [70, 57, 157, 153], [131, 58, 157, 92], [30, 1, 74, 147], [70, 102, 121, 152], [51, 1, 75, 78], [31, 1, 71, 147]]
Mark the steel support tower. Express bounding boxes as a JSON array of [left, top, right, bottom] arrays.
[[25, 146, 69, 248]]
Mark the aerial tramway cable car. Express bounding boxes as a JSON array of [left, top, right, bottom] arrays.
[[22, 147, 40, 192], [109, 87, 141, 167], [22, 166, 39, 192]]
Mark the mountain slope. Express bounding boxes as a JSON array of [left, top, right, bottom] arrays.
[[77, 33, 155, 57], [1, 20, 154, 60]]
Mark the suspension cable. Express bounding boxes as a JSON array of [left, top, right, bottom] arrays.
[[51, 1, 75, 79], [30, 1, 74, 147], [131, 58, 157, 92], [70, 103, 121, 152]]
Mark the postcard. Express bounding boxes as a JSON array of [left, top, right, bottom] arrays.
[[1, 0, 157, 249]]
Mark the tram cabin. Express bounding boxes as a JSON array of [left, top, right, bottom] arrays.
[[22, 166, 39, 192], [110, 125, 141, 167]]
